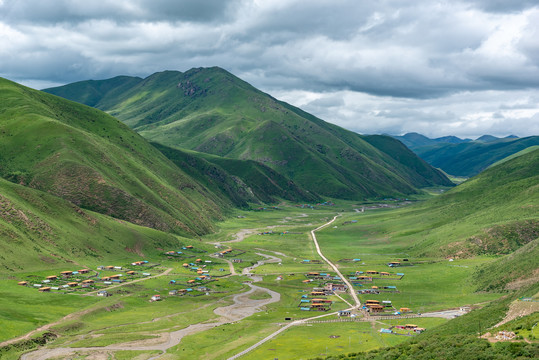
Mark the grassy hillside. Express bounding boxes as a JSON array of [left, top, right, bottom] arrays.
[[152, 143, 320, 205], [488, 145, 539, 169], [0, 77, 227, 236], [0, 177, 186, 272], [45, 67, 453, 200], [414, 136, 539, 177]]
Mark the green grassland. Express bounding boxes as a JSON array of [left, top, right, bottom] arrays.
[[0, 144, 537, 359], [0, 199, 534, 359]]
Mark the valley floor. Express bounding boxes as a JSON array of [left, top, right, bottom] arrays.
[[1, 202, 536, 360]]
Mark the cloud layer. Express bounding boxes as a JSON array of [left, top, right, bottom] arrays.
[[1, 0, 538, 138]]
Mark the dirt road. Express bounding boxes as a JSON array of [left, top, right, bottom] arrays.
[[21, 256, 281, 360], [310, 216, 361, 307]]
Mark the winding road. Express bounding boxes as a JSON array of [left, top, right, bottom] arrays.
[[20, 254, 282, 360], [19, 215, 353, 360]]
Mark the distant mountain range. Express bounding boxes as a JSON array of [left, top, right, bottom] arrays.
[[44, 67, 453, 199], [392, 133, 539, 177]]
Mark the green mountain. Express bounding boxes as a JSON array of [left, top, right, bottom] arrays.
[[393, 132, 471, 148], [0, 77, 228, 237], [415, 136, 539, 177], [393, 133, 539, 177], [44, 67, 453, 199]]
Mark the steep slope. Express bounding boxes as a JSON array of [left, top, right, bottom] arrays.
[[152, 143, 320, 205], [415, 136, 539, 176], [0, 77, 226, 236], [346, 148, 539, 260], [45, 67, 453, 199], [0, 177, 186, 272]]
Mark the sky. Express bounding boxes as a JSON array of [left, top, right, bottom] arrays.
[[1, 0, 539, 139]]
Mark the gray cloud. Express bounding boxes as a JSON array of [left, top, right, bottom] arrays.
[[0, 0, 538, 138]]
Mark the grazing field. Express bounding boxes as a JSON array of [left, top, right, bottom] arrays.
[[1, 199, 532, 360]]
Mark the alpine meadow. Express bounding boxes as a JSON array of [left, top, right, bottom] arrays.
[[1, 2, 539, 358]]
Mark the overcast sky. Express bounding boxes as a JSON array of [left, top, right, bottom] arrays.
[[1, 0, 539, 138]]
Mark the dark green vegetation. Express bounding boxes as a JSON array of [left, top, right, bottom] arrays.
[[320, 335, 538, 360], [0, 77, 227, 236], [394, 132, 539, 177], [153, 142, 319, 206], [45, 67, 452, 199]]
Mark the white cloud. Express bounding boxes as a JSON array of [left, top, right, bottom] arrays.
[[0, 0, 538, 138]]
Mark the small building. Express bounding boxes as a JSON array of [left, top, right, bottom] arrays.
[[101, 276, 111, 281], [388, 262, 400, 267], [187, 279, 196, 284], [186, 245, 194, 249], [365, 300, 380, 305], [105, 266, 115, 270], [82, 279, 94, 284], [46, 275, 58, 280], [169, 290, 178, 295], [18, 281, 28, 286], [195, 259, 202, 263], [382, 300, 392, 307], [325, 283, 347, 292], [109, 274, 121, 279], [338, 310, 352, 317], [61, 271, 73, 277], [114, 266, 122, 270], [39, 287, 51, 292], [380, 328, 393, 334], [302, 279, 311, 283], [126, 271, 136, 275], [369, 305, 384, 313], [97, 290, 110, 297], [183, 263, 189, 267], [150, 295, 161, 302], [366, 270, 379, 275], [400, 307, 412, 313], [380, 272, 390, 276], [67, 282, 78, 287], [142, 273, 151, 276], [78, 269, 90, 274], [232, 259, 243, 263], [166, 251, 176, 255]]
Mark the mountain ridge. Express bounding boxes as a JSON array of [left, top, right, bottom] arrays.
[[44, 67, 454, 199]]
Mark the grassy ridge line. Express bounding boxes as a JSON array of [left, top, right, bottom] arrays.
[[44, 67, 453, 200], [0, 77, 230, 236], [488, 145, 539, 169], [414, 136, 539, 177]]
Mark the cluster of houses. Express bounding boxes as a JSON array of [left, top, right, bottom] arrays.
[[164, 246, 206, 258], [362, 299, 413, 315], [19, 261, 156, 294], [380, 324, 425, 335], [298, 290, 334, 311], [18, 268, 94, 292]]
